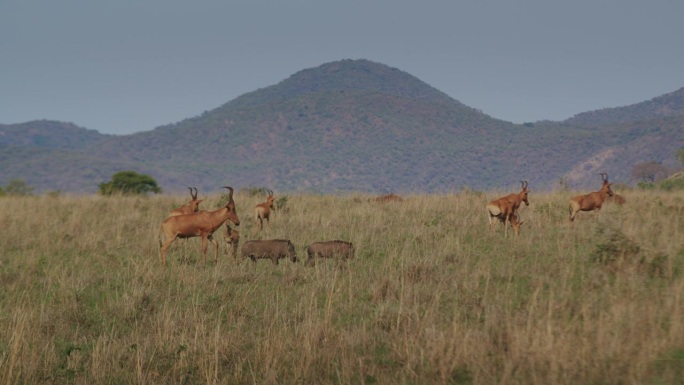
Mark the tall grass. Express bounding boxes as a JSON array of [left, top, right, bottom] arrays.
[[0, 190, 682, 384]]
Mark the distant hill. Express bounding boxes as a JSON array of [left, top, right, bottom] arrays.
[[564, 87, 684, 127], [1, 59, 682, 194], [0, 120, 110, 150]]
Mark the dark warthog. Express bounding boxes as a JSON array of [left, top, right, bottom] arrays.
[[240, 239, 298, 265], [305, 240, 355, 266]]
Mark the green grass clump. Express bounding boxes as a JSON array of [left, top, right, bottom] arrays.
[[0, 190, 682, 384]]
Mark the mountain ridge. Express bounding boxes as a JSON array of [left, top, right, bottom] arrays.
[[1, 59, 682, 194]]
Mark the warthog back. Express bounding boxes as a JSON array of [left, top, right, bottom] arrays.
[[241, 239, 298, 265], [306, 240, 354, 266]]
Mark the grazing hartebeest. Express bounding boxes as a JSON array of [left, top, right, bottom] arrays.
[[255, 189, 276, 232], [486, 180, 530, 237], [224, 225, 240, 261], [168, 187, 203, 217], [159, 186, 240, 265], [568, 173, 614, 221], [240, 239, 299, 265], [606, 193, 626, 205], [305, 240, 355, 266], [509, 213, 524, 236], [373, 194, 404, 203]]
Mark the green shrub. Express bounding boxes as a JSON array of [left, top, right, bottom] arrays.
[[659, 178, 684, 191]]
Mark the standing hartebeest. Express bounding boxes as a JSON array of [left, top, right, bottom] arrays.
[[168, 187, 203, 217], [159, 186, 240, 265], [255, 189, 276, 232], [486, 180, 530, 237], [568, 173, 614, 221]]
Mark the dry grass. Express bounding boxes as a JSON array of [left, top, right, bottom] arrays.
[[0, 190, 683, 384]]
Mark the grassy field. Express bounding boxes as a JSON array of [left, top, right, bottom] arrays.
[[1, 190, 683, 384]]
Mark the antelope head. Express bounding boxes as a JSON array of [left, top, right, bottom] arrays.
[[266, 189, 276, 210], [223, 186, 240, 226], [598, 173, 614, 196], [187, 187, 203, 212], [519, 180, 530, 206]]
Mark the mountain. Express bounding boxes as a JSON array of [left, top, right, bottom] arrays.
[[0, 120, 110, 150], [563, 87, 684, 127], [1, 59, 682, 194]]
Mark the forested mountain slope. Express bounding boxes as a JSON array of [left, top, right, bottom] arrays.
[[1, 60, 682, 194]]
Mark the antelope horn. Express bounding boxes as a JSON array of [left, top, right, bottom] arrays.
[[188, 187, 198, 200], [268, 189, 274, 197], [520, 180, 528, 189], [599, 173, 608, 182], [223, 186, 234, 201]]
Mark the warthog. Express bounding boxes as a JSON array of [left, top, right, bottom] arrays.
[[240, 239, 298, 265], [305, 240, 355, 266]]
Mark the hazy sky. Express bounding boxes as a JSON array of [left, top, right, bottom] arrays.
[[2, 0, 683, 135]]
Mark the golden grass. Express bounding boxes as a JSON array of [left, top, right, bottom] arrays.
[[0, 190, 683, 384]]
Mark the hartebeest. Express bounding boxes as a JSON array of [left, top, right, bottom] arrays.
[[255, 189, 276, 231], [486, 180, 530, 237], [168, 187, 204, 217], [373, 194, 404, 203], [224, 225, 240, 261], [509, 213, 524, 236], [606, 193, 626, 205], [159, 186, 240, 265], [568, 173, 614, 221]]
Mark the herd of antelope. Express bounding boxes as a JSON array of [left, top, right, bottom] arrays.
[[485, 172, 620, 236], [158, 173, 621, 266], [158, 187, 355, 266]]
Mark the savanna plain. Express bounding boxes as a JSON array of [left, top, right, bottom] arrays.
[[1, 190, 683, 384]]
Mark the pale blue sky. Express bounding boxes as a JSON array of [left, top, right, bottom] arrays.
[[2, 0, 683, 135]]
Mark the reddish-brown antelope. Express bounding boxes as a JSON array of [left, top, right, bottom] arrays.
[[224, 225, 240, 261], [159, 186, 240, 265], [509, 213, 524, 236], [168, 187, 204, 217], [569, 173, 614, 221], [255, 189, 276, 231], [606, 193, 626, 205], [373, 193, 404, 203], [486, 180, 530, 237]]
